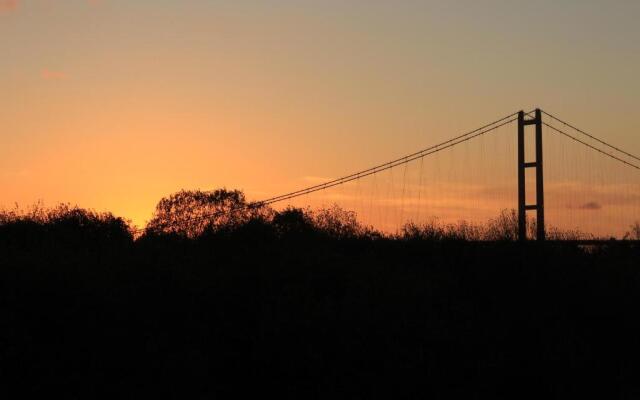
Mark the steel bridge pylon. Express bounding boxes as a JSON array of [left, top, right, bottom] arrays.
[[518, 109, 545, 241]]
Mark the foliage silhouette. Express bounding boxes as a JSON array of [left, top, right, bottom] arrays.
[[311, 204, 377, 240], [271, 206, 317, 239], [400, 209, 588, 242], [144, 188, 270, 238], [626, 221, 640, 240], [1, 190, 639, 398], [0, 202, 132, 247]]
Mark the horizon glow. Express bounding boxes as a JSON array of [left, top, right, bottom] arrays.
[[2, 1, 639, 235]]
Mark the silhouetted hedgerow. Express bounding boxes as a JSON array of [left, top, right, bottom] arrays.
[[142, 189, 376, 241], [400, 209, 592, 242], [0, 203, 133, 249]]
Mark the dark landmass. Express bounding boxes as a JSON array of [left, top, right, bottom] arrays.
[[1, 191, 639, 399]]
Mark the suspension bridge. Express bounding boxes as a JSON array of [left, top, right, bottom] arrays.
[[146, 108, 640, 241]]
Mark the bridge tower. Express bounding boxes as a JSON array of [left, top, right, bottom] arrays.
[[518, 109, 545, 241]]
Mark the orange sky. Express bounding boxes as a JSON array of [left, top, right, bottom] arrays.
[[1, 1, 639, 235]]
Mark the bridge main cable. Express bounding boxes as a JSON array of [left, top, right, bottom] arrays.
[[542, 122, 640, 171], [542, 110, 640, 163], [257, 111, 521, 206], [136, 111, 522, 234]]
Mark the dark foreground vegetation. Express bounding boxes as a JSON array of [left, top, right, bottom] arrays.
[[1, 189, 640, 399]]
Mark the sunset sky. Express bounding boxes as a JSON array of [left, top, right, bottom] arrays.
[[2, 0, 639, 232]]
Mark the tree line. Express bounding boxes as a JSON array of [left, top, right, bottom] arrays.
[[1, 188, 639, 242]]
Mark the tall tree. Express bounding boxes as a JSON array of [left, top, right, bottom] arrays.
[[145, 189, 265, 238]]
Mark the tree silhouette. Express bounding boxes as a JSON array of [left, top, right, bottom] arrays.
[[144, 188, 268, 238], [313, 204, 371, 239], [271, 206, 316, 238]]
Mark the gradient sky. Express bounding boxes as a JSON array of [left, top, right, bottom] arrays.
[[2, 0, 640, 230]]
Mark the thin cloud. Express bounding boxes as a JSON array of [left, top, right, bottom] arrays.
[[41, 68, 68, 80], [578, 201, 602, 210], [0, 0, 19, 14]]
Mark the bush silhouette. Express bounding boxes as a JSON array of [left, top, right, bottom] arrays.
[[0, 203, 132, 248], [271, 206, 317, 239], [483, 209, 520, 241], [312, 204, 371, 239], [625, 222, 640, 240], [401, 218, 484, 241]]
